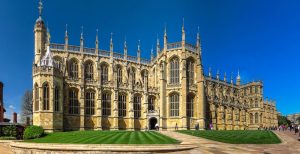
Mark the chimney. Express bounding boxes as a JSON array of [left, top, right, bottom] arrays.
[[26, 117, 30, 126], [13, 112, 17, 123]]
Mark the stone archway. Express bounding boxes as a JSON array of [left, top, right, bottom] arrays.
[[149, 117, 157, 130]]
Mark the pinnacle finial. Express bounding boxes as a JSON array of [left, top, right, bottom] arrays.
[[96, 28, 98, 37], [138, 40, 141, 51], [38, 0, 43, 17], [110, 32, 113, 43], [124, 37, 127, 47], [164, 23, 167, 36], [208, 67, 212, 77], [65, 24, 68, 37], [81, 26, 84, 39], [47, 27, 51, 44], [197, 26, 200, 39], [151, 45, 154, 60], [237, 69, 241, 80], [182, 17, 185, 32]]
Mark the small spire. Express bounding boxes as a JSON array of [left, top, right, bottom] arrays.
[[197, 26, 200, 46], [208, 67, 212, 77], [110, 32, 113, 52], [224, 72, 227, 82], [182, 17, 185, 32], [46, 27, 51, 44], [138, 40, 141, 51], [182, 18, 186, 46], [216, 70, 220, 80], [38, 0, 43, 17], [65, 24, 68, 37], [110, 32, 113, 43], [164, 24, 167, 50], [230, 72, 233, 84], [95, 29, 99, 51], [151, 45, 154, 61], [236, 69, 241, 85], [124, 37, 127, 59], [137, 40, 141, 63], [80, 26, 84, 40], [96, 28, 99, 41], [124, 37, 127, 49], [156, 34, 160, 54], [164, 24, 167, 37]]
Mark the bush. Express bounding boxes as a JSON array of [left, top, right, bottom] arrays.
[[23, 125, 44, 139], [2, 125, 17, 137], [0, 136, 16, 140]]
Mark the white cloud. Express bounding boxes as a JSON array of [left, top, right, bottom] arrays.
[[9, 105, 15, 110]]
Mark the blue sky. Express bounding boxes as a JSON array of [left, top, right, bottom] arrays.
[[0, 0, 299, 119]]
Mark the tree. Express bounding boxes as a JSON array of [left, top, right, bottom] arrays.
[[297, 117, 300, 124], [21, 90, 33, 123], [278, 115, 291, 126]]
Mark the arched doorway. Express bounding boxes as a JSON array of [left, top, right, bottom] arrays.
[[149, 117, 157, 130]]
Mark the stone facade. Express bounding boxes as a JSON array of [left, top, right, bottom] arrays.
[[287, 113, 300, 124], [32, 2, 278, 132]]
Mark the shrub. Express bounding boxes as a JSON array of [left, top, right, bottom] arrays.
[[2, 125, 17, 137], [0, 136, 16, 140], [23, 125, 44, 139]]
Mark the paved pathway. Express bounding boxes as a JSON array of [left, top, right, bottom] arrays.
[[0, 141, 13, 154], [160, 130, 300, 154]]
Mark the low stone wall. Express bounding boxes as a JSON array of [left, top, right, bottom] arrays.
[[10, 141, 196, 154]]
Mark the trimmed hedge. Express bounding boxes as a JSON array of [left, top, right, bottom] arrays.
[[0, 136, 16, 140], [2, 125, 17, 137], [23, 126, 44, 140]]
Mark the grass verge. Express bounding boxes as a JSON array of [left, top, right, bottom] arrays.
[[25, 131, 180, 144], [177, 130, 281, 144]]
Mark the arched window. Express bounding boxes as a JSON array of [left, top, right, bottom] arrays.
[[118, 94, 126, 117], [250, 113, 253, 124], [69, 60, 78, 79], [85, 62, 94, 81], [255, 101, 259, 108], [34, 84, 39, 111], [134, 95, 141, 118], [102, 93, 111, 116], [170, 93, 179, 117], [170, 58, 179, 84], [101, 64, 109, 83], [148, 96, 155, 111], [53, 57, 63, 70], [43, 83, 49, 110], [69, 89, 79, 114], [85, 91, 95, 115], [187, 95, 194, 117], [117, 66, 122, 84], [187, 60, 194, 85], [255, 113, 259, 123], [54, 86, 59, 112]]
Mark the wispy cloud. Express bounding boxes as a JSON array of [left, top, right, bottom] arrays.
[[9, 105, 15, 110]]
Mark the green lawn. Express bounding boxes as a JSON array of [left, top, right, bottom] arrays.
[[177, 130, 281, 144], [25, 131, 180, 144]]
